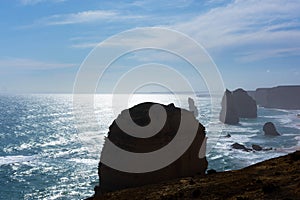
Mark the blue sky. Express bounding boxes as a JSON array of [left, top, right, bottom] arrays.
[[0, 0, 299, 93]]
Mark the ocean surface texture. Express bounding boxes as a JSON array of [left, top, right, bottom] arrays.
[[0, 94, 299, 200]]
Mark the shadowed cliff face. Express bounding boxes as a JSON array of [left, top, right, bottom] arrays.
[[250, 86, 300, 109], [94, 102, 207, 196]]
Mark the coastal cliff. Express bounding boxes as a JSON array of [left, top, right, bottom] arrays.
[[248, 85, 300, 109], [88, 151, 300, 200]]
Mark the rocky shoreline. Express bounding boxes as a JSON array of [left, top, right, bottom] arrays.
[[87, 151, 300, 200]]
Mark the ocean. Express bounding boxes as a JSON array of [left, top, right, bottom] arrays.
[[0, 94, 299, 200]]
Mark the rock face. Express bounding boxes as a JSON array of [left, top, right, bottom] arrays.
[[250, 86, 300, 109], [95, 102, 207, 196], [232, 89, 257, 118], [263, 122, 280, 136], [220, 89, 257, 124], [188, 97, 198, 117], [220, 90, 239, 124]]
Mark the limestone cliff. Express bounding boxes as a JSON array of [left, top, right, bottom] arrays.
[[250, 86, 300, 109]]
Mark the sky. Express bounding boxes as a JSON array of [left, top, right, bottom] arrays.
[[0, 0, 299, 93]]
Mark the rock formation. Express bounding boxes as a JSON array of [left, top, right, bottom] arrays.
[[232, 89, 257, 118], [249, 86, 300, 109], [220, 88, 257, 124], [263, 122, 280, 136], [219, 90, 239, 124], [252, 144, 263, 151], [188, 97, 198, 118], [94, 102, 207, 197], [231, 143, 251, 152]]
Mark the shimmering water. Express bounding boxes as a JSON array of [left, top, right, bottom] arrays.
[[0, 94, 299, 199]]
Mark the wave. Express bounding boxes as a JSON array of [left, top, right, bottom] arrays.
[[0, 155, 36, 166]]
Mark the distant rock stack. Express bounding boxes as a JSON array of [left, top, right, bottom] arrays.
[[220, 89, 257, 125], [188, 97, 199, 118], [263, 122, 280, 136], [95, 102, 207, 196]]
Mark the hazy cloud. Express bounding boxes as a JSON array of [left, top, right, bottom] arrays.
[[20, 0, 66, 5], [0, 57, 76, 70]]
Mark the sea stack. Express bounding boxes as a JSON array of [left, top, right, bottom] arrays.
[[232, 89, 257, 118], [263, 122, 280, 136], [94, 102, 207, 196], [220, 89, 239, 124], [188, 97, 198, 117], [220, 88, 257, 125]]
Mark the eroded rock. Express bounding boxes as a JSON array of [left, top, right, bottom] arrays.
[[96, 102, 207, 195], [263, 122, 280, 136], [220, 88, 257, 125]]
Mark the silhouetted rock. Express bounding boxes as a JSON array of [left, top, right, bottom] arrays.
[[220, 90, 239, 124], [252, 144, 263, 151], [188, 97, 198, 117], [232, 89, 257, 118], [224, 133, 231, 138], [207, 169, 217, 174], [220, 88, 257, 124], [96, 102, 207, 196], [231, 143, 251, 152], [263, 122, 280, 136], [251, 86, 300, 109]]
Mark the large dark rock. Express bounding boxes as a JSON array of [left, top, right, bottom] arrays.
[[251, 86, 300, 110], [95, 102, 207, 196], [263, 122, 280, 136], [232, 89, 257, 118], [220, 90, 239, 125], [252, 144, 263, 151], [231, 142, 251, 152], [220, 88, 257, 124]]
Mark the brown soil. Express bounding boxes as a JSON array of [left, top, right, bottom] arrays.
[[87, 151, 300, 200]]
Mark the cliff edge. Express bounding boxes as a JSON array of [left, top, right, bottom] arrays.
[[88, 151, 300, 200]]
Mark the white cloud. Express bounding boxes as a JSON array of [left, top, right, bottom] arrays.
[[20, 0, 66, 5], [173, 0, 300, 61], [22, 10, 145, 28], [236, 47, 300, 62], [41, 10, 119, 25], [0, 58, 76, 70], [71, 42, 99, 49]]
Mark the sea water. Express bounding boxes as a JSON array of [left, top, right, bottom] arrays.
[[0, 94, 299, 199]]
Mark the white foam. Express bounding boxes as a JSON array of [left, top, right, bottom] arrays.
[[0, 155, 36, 166], [69, 158, 99, 165]]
